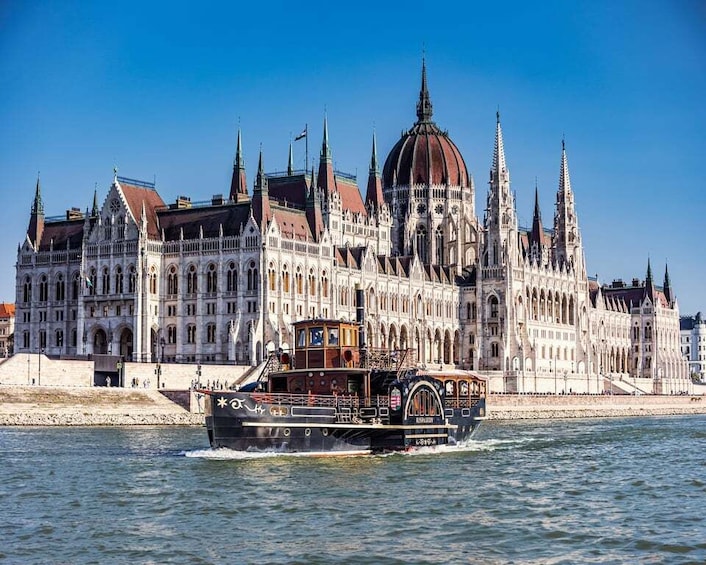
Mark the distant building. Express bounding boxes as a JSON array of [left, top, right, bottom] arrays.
[[13, 61, 690, 393], [681, 312, 706, 381], [0, 303, 15, 357]]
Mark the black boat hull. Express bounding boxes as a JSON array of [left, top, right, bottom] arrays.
[[203, 391, 485, 454]]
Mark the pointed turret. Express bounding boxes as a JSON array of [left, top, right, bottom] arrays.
[[287, 140, 294, 176], [91, 185, 100, 217], [252, 148, 271, 227], [552, 139, 584, 275], [663, 264, 673, 306], [27, 174, 45, 249], [365, 132, 384, 210], [644, 258, 655, 302], [483, 112, 517, 268], [416, 57, 433, 123], [529, 184, 544, 263], [229, 128, 248, 202], [491, 111, 507, 181], [317, 115, 335, 197], [306, 166, 324, 242]]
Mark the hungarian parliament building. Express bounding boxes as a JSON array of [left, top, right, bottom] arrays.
[[14, 63, 689, 393]]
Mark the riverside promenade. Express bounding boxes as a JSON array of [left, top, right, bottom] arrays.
[[1, 384, 706, 426]]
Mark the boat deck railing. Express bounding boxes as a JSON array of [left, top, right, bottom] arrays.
[[250, 392, 390, 409]]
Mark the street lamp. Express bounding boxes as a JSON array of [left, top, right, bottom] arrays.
[[160, 336, 165, 363], [155, 363, 162, 389]]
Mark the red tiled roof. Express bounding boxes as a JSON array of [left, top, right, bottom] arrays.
[[119, 182, 166, 239], [0, 303, 15, 316]]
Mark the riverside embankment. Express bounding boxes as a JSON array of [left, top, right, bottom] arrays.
[[2, 385, 706, 426]]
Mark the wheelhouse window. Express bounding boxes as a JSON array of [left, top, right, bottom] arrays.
[[309, 327, 324, 346]]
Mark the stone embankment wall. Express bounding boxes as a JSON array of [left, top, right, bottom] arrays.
[[0, 386, 204, 426], [1, 385, 706, 427], [489, 393, 706, 419], [0, 354, 255, 389]]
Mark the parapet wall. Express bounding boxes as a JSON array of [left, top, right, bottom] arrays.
[[0, 354, 255, 390]]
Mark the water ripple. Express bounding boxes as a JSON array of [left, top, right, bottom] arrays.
[[1, 417, 706, 563]]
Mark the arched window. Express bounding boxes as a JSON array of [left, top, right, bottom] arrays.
[[227, 262, 237, 292], [489, 296, 499, 319], [23, 278, 31, 304], [39, 275, 48, 302], [187, 265, 198, 294], [55, 274, 65, 301], [491, 342, 499, 357], [206, 323, 216, 343], [72, 273, 79, 300], [321, 271, 329, 298], [114, 266, 124, 294], [435, 226, 444, 264], [308, 268, 316, 296], [268, 263, 276, 291], [128, 266, 136, 293], [247, 262, 258, 291], [88, 268, 98, 297], [102, 267, 110, 295], [295, 267, 303, 295], [167, 265, 178, 295], [187, 324, 196, 344], [282, 265, 290, 293], [168, 325, 177, 344], [416, 225, 428, 263], [149, 269, 157, 294], [207, 263, 218, 293]]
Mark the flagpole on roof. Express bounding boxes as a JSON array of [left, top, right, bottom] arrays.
[[305, 123, 308, 174]]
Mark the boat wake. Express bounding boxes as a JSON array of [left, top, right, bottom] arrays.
[[181, 437, 529, 459]]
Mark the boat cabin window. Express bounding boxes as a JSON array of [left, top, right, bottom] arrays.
[[327, 328, 339, 345], [310, 327, 324, 346], [460, 381, 469, 396], [445, 380, 455, 396], [297, 329, 306, 348], [347, 376, 362, 394]]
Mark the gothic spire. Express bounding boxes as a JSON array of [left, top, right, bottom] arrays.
[[31, 173, 44, 215], [559, 138, 571, 195], [644, 258, 655, 302], [491, 111, 507, 179], [317, 115, 335, 196], [552, 139, 583, 274], [529, 183, 544, 260], [320, 114, 332, 162], [416, 57, 433, 123], [306, 165, 324, 242], [229, 128, 248, 202], [365, 132, 384, 209], [287, 140, 294, 175], [28, 173, 45, 249], [91, 184, 99, 217], [252, 146, 271, 226], [663, 263, 673, 305]]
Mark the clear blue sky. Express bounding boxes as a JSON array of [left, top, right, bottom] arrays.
[[1, 1, 704, 314]]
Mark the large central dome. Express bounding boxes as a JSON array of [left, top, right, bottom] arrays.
[[382, 62, 469, 188]]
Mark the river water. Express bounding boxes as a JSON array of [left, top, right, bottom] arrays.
[[1, 416, 705, 564]]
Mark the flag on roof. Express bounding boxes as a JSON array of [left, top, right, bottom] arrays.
[[295, 128, 307, 141]]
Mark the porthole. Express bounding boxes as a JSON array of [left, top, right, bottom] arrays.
[[283, 428, 291, 437], [322, 428, 329, 437], [305, 428, 311, 437]]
